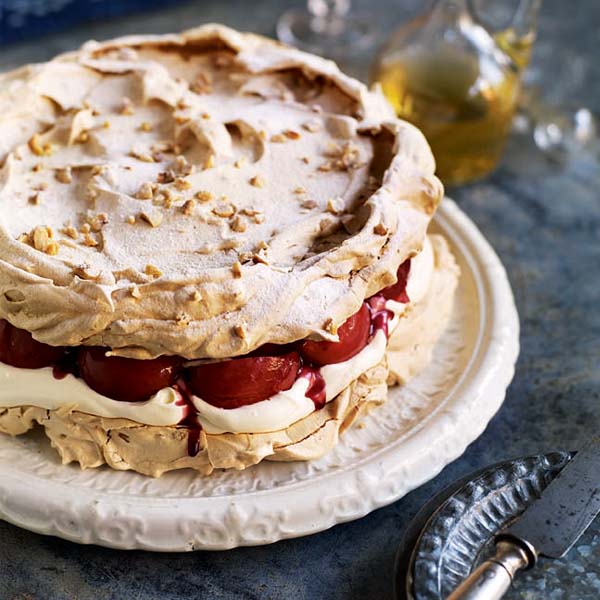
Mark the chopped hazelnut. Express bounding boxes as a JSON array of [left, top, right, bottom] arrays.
[[174, 155, 195, 176], [195, 190, 214, 203], [130, 285, 141, 299], [163, 193, 176, 209], [249, 175, 265, 188], [326, 197, 344, 215], [46, 242, 60, 256], [129, 149, 155, 163], [139, 121, 153, 132], [90, 213, 109, 232], [231, 261, 243, 278], [139, 209, 164, 228], [157, 170, 176, 184], [270, 133, 286, 143], [252, 253, 269, 265], [234, 157, 246, 169], [174, 177, 192, 190], [233, 324, 247, 339], [181, 199, 196, 216], [55, 167, 73, 184], [71, 264, 100, 280], [212, 203, 235, 218], [174, 154, 187, 169], [240, 207, 261, 217], [144, 264, 163, 278], [82, 233, 98, 247], [32, 226, 52, 252], [284, 129, 301, 140], [28, 134, 52, 157], [136, 182, 154, 200], [126, 215, 136, 225], [156, 189, 172, 206], [321, 142, 363, 171], [230, 216, 247, 233], [63, 226, 79, 239], [324, 318, 338, 335], [204, 154, 215, 169], [373, 223, 388, 235]]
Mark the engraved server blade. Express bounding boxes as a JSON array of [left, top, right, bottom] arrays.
[[503, 438, 600, 558]]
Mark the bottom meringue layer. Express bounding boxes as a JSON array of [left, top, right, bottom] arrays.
[[0, 235, 459, 476]]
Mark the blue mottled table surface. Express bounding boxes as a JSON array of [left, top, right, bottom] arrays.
[[1, 1, 599, 598]]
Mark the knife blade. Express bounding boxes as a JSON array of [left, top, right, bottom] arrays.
[[448, 438, 600, 600], [501, 437, 600, 559]]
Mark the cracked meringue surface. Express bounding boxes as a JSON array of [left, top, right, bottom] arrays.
[[0, 24, 442, 360]]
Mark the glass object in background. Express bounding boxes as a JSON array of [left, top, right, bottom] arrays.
[[277, 1, 374, 60], [516, 41, 598, 163], [371, 0, 541, 186]]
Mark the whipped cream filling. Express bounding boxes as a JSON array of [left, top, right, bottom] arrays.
[[0, 367, 184, 426], [0, 237, 433, 433]]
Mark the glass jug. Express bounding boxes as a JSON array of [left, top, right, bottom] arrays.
[[371, 0, 541, 185]]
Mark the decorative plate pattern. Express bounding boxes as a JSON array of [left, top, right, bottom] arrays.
[[0, 199, 520, 551], [408, 451, 574, 600]]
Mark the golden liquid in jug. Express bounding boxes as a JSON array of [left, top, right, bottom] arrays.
[[373, 30, 533, 185]]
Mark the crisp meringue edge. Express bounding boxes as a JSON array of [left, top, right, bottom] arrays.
[[0, 24, 443, 360]]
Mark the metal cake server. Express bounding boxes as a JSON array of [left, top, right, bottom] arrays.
[[448, 437, 600, 600]]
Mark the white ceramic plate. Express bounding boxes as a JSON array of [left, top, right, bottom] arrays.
[[0, 198, 519, 551]]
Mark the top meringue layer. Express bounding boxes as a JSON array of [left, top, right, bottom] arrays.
[[0, 24, 443, 359]]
